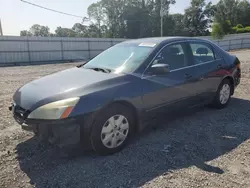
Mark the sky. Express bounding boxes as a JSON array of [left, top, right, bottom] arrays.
[[0, 0, 219, 36]]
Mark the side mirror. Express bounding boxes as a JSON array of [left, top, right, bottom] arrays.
[[150, 64, 169, 75]]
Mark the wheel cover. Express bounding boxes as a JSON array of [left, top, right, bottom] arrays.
[[219, 84, 231, 105], [101, 115, 129, 149]]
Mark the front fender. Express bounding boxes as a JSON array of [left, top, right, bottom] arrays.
[[70, 75, 145, 134], [71, 76, 144, 117]]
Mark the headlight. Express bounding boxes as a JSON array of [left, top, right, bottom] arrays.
[[28, 97, 79, 120]]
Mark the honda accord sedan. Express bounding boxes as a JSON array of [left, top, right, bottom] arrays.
[[10, 37, 241, 155]]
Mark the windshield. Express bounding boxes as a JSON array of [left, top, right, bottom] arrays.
[[83, 43, 155, 73]]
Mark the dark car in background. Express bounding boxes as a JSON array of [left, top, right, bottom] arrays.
[[10, 37, 241, 155]]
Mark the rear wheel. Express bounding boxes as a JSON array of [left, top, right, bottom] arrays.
[[90, 104, 134, 155], [212, 79, 232, 109]]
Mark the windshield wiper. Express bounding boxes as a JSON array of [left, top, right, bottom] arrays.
[[76, 61, 88, 68], [86, 67, 112, 73]]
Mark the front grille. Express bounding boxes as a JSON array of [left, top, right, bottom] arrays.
[[13, 105, 30, 121]]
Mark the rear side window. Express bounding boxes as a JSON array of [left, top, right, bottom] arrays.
[[190, 43, 215, 64]]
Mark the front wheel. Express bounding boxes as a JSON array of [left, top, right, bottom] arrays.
[[212, 79, 232, 109], [90, 104, 134, 155]]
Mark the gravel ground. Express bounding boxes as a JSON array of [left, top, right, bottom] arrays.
[[0, 51, 250, 188]]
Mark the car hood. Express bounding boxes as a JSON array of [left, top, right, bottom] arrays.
[[13, 67, 121, 110]]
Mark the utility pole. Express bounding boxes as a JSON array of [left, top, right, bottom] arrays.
[[97, 18, 101, 38], [160, 0, 169, 37], [0, 19, 3, 36], [160, 0, 163, 37], [161, 15, 163, 37]]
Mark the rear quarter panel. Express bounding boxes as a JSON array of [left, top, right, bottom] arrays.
[[209, 42, 239, 89]]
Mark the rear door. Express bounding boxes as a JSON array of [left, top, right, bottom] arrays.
[[188, 41, 225, 99]]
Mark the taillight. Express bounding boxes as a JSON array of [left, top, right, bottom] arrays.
[[235, 58, 241, 70], [236, 63, 241, 69]]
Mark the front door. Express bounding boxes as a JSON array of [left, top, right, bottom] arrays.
[[141, 42, 198, 114]]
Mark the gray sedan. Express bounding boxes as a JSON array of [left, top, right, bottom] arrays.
[[10, 37, 241, 155]]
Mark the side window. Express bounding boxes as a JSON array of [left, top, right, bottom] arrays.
[[190, 43, 215, 64], [153, 43, 187, 71]]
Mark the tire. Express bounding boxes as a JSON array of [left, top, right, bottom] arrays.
[[90, 104, 135, 155], [212, 79, 232, 109]]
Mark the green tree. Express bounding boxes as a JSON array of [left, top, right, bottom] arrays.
[[162, 15, 175, 36], [211, 22, 225, 39], [183, 0, 213, 36], [211, 19, 232, 38], [86, 24, 101, 37], [237, 0, 250, 27], [20, 30, 32, 36], [170, 14, 190, 36], [236, 24, 243, 28], [30, 24, 50, 37], [22, 0, 233, 38], [55, 27, 76, 37], [20, 24, 50, 37], [123, 0, 151, 38], [150, 0, 176, 36], [72, 23, 88, 37], [100, 0, 124, 37], [245, 26, 250, 33], [87, 0, 176, 38], [214, 0, 240, 33], [88, 2, 105, 37]]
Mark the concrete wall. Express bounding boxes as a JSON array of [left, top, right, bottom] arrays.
[[1, 34, 250, 65]]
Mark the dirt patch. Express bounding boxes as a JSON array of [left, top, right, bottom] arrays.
[[0, 53, 250, 188]]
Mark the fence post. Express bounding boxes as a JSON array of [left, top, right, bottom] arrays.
[[87, 40, 91, 59], [60, 39, 64, 61], [27, 37, 31, 63]]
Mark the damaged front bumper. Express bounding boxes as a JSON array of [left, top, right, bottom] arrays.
[[27, 119, 81, 148], [9, 104, 81, 148]]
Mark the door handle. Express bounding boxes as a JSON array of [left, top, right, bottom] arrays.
[[217, 64, 222, 69], [199, 77, 204, 81], [185, 73, 193, 79]]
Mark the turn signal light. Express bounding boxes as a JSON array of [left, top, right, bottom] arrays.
[[60, 106, 74, 119]]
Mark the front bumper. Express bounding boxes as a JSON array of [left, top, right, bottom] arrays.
[[28, 118, 80, 148], [9, 104, 81, 148]]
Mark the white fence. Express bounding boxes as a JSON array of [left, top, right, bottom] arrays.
[[201, 33, 250, 51], [0, 36, 125, 65], [1, 34, 250, 65]]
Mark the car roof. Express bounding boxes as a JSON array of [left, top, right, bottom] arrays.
[[122, 37, 211, 46]]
